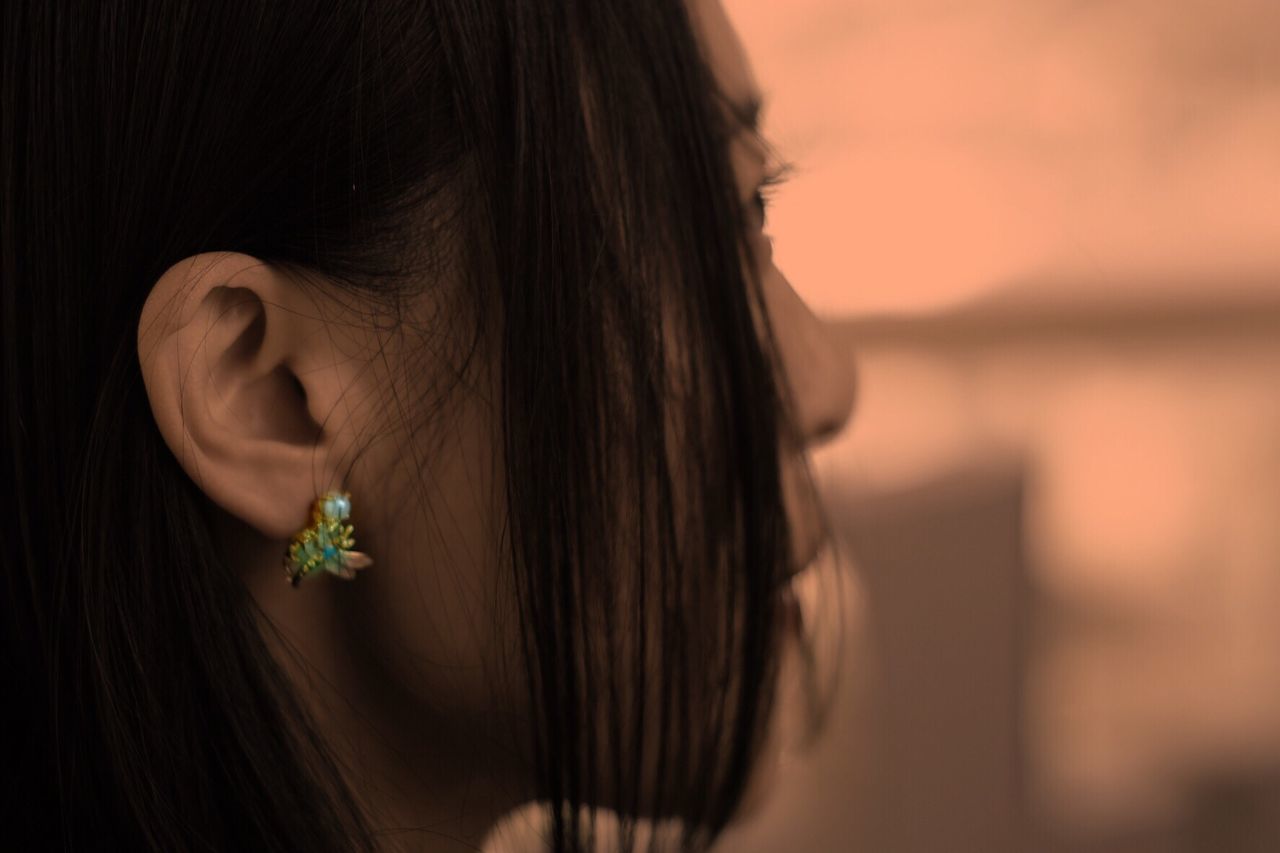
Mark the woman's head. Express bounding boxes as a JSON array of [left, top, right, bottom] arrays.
[[2, 0, 854, 850]]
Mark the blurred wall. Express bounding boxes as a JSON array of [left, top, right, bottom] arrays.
[[723, 0, 1280, 850], [727, 0, 1280, 317]]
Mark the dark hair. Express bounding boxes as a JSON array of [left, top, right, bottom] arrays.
[[1, 1, 792, 850]]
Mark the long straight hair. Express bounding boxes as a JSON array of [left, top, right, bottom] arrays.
[[1, 1, 791, 850]]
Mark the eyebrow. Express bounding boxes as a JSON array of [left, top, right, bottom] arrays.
[[725, 92, 764, 137]]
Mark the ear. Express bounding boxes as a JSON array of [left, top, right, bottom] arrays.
[[137, 252, 368, 541]]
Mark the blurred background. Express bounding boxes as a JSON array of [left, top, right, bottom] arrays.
[[716, 0, 1280, 851]]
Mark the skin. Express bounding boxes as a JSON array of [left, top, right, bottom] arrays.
[[135, 0, 855, 849]]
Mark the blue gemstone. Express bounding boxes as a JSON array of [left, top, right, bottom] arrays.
[[322, 494, 351, 520]]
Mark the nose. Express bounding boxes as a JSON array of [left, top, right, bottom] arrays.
[[767, 275, 857, 449]]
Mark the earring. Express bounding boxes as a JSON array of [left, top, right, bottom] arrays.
[[283, 490, 373, 586]]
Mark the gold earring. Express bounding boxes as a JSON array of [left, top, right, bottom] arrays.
[[283, 490, 373, 586]]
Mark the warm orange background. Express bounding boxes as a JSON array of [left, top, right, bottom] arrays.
[[720, 1, 1280, 851], [731, 0, 1280, 317]]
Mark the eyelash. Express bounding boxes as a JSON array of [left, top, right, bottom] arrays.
[[751, 161, 794, 225]]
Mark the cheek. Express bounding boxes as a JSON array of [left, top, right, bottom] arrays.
[[346, 361, 521, 719], [754, 227, 775, 269]]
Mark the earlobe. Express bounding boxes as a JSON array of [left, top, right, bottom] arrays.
[[137, 252, 361, 541]]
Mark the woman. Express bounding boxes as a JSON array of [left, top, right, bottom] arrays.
[[1, 0, 855, 849]]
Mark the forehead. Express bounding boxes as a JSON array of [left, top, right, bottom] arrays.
[[687, 0, 762, 115]]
